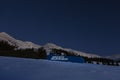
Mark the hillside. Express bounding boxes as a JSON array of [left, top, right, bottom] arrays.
[[0, 32, 100, 58], [0, 32, 41, 49]]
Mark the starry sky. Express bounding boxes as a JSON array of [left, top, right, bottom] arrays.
[[0, 0, 120, 56]]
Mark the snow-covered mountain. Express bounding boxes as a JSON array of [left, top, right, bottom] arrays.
[[106, 54, 120, 60], [43, 43, 100, 58], [0, 32, 100, 58], [0, 32, 41, 49]]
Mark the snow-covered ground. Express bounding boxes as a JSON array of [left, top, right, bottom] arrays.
[[0, 57, 120, 80]]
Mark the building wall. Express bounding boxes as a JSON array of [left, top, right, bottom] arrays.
[[47, 53, 85, 63]]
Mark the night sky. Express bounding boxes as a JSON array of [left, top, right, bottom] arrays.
[[0, 0, 120, 56]]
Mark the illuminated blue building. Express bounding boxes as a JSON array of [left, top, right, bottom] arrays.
[[46, 50, 85, 63]]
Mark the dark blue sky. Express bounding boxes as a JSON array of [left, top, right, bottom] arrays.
[[0, 0, 120, 56]]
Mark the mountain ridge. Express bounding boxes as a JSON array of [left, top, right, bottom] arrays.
[[0, 32, 119, 59], [43, 43, 100, 58], [0, 32, 41, 49], [106, 54, 120, 60]]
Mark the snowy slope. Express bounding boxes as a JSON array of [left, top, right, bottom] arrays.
[[0, 32, 41, 49], [0, 56, 120, 80], [44, 43, 100, 58], [0, 32, 100, 58], [106, 54, 120, 60]]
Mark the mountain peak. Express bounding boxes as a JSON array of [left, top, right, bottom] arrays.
[[0, 32, 41, 49], [0, 32, 7, 34], [0, 32, 12, 38], [43, 43, 63, 50]]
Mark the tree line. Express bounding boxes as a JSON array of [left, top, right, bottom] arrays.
[[0, 41, 119, 66], [0, 41, 46, 59]]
